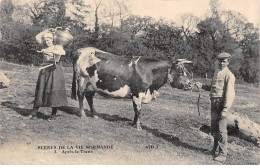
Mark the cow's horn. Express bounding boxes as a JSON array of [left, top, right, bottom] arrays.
[[183, 60, 193, 64], [177, 59, 193, 64]]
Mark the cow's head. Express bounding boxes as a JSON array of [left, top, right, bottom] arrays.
[[168, 59, 193, 90]]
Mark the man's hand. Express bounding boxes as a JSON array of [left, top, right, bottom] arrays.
[[222, 108, 228, 112], [221, 107, 228, 117]]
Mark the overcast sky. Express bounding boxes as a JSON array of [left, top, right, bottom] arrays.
[[7, 0, 260, 28], [129, 0, 260, 26]]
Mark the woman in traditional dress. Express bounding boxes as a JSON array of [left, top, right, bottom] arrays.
[[29, 31, 68, 120]]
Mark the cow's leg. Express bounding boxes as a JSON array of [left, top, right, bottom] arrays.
[[85, 91, 98, 119], [77, 77, 88, 118], [132, 94, 143, 131], [77, 89, 87, 118]]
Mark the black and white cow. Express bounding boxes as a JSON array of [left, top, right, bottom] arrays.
[[71, 47, 193, 130]]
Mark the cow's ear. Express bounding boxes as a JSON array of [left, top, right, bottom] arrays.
[[183, 60, 193, 64]]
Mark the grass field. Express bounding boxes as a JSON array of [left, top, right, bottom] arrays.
[[0, 61, 259, 165]]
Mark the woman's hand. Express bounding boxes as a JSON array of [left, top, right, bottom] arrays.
[[37, 49, 47, 53], [37, 49, 52, 54], [37, 50, 44, 53]]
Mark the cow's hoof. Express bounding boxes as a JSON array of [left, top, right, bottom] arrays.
[[47, 115, 56, 122], [137, 126, 142, 131], [29, 116, 37, 120], [132, 123, 142, 131], [80, 115, 87, 119], [93, 115, 99, 119], [27, 114, 37, 120]]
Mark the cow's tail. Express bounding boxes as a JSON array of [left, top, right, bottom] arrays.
[[71, 50, 78, 101]]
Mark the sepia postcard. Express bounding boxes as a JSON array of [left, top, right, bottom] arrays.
[[0, 0, 259, 165]]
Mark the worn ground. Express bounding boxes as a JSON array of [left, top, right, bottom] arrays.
[[0, 61, 259, 165]]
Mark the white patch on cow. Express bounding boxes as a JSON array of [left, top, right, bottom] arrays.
[[114, 78, 116, 80], [83, 70, 99, 91], [129, 56, 141, 67], [153, 90, 159, 98], [133, 93, 145, 111], [78, 76, 88, 94], [167, 68, 173, 83], [97, 85, 131, 98], [128, 61, 133, 67], [142, 89, 160, 104], [168, 73, 173, 83], [94, 48, 108, 54], [184, 71, 187, 77], [134, 57, 141, 65], [76, 47, 101, 77], [121, 65, 123, 67]]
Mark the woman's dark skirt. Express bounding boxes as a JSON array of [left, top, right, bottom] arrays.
[[34, 62, 68, 107]]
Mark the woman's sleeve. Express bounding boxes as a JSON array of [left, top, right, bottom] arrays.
[[35, 31, 45, 45], [43, 45, 65, 55], [53, 45, 66, 55], [35, 29, 53, 45]]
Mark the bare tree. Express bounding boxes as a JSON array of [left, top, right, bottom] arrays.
[[94, 0, 102, 37], [66, 0, 91, 27], [221, 10, 248, 41], [28, 0, 68, 27], [105, 0, 118, 30], [101, 0, 130, 31], [179, 13, 199, 37], [209, 0, 221, 19], [115, 0, 130, 31]]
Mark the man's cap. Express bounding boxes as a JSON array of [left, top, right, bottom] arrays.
[[217, 52, 231, 59]]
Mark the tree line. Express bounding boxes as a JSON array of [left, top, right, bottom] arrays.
[[0, 0, 259, 83]]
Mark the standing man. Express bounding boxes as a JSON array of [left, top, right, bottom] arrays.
[[210, 52, 235, 162]]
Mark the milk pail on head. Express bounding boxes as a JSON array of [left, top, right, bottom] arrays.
[[53, 27, 73, 46], [36, 27, 73, 47]]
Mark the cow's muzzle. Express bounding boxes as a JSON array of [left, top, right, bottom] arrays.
[[184, 82, 193, 90]]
